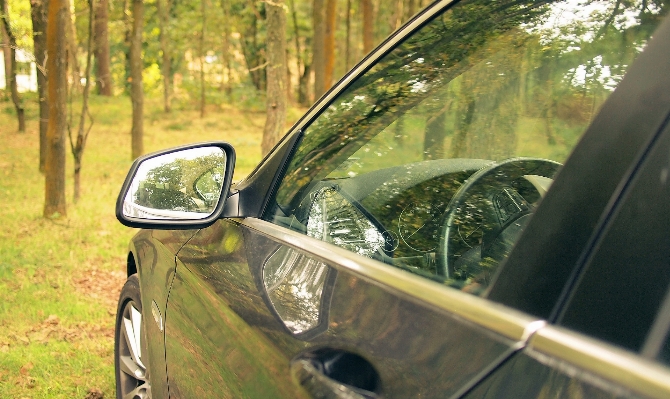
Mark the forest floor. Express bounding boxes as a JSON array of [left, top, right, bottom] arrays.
[[0, 93, 298, 398]]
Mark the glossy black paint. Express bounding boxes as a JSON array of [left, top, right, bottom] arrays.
[[129, 228, 200, 399], [165, 218, 519, 398], [463, 349, 645, 399]]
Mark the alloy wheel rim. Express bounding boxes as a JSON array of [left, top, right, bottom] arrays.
[[118, 300, 151, 399]]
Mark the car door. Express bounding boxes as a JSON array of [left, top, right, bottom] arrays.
[[463, 25, 670, 396], [466, 71, 670, 399], [163, 0, 670, 397]]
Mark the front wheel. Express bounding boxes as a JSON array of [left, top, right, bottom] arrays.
[[115, 274, 152, 399]]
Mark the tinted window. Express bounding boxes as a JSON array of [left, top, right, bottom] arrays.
[[267, 0, 668, 293], [559, 123, 670, 353]]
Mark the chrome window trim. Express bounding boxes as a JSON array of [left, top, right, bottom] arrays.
[[241, 217, 541, 342], [530, 325, 670, 399]]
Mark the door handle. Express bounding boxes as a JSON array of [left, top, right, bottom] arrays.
[[290, 350, 380, 399]]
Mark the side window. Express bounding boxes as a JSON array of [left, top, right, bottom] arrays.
[[266, 0, 667, 294], [558, 124, 670, 357]]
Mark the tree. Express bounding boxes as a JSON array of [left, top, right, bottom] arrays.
[[312, 0, 325, 99], [69, 0, 95, 203], [44, 0, 68, 218], [324, 0, 336, 90], [262, 0, 287, 156], [64, 0, 79, 91], [345, 0, 351, 71], [199, 0, 206, 117], [1, 0, 26, 132], [0, 1, 10, 101], [158, 0, 171, 110], [361, 0, 373, 53], [236, 1, 266, 91], [30, 0, 49, 172], [93, 0, 112, 95], [129, 0, 144, 159]]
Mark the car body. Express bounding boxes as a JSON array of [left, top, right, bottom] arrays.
[[114, 1, 670, 398]]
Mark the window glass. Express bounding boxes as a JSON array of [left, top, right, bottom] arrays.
[[559, 124, 670, 355], [267, 0, 668, 293]]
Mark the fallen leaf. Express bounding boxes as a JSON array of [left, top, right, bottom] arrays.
[[85, 387, 104, 399], [19, 362, 33, 375]]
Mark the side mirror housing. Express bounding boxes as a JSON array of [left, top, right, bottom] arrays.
[[116, 142, 236, 229]]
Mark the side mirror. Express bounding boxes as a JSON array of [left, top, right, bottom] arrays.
[[116, 142, 235, 229]]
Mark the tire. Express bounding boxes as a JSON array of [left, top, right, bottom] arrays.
[[115, 274, 152, 399]]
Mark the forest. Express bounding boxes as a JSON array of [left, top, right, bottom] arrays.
[[2, 0, 669, 396], [0, 0, 429, 396], [1, 0, 430, 218]]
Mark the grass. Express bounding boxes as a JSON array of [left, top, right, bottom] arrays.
[[0, 93, 274, 398]]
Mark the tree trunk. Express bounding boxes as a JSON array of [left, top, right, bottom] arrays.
[[220, 0, 231, 98], [1, 0, 26, 132], [391, 0, 403, 31], [405, 0, 416, 21], [262, 0, 287, 156], [0, 2, 11, 100], [129, 0, 144, 159], [93, 0, 112, 95], [158, 0, 171, 110], [31, 0, 49, 171], [199, 0, 205, 118], [312, 0, 325, 99], [238, 13, 265, 91], [345, 0, 351, 71], [324, 0, 336, 90], [71, 0, 95, 203], [65, 0, 80, 90], [288, 0, 301, 99], [44, 0, 68, 218], [361, 0, 373, 53], [424, 110, 447, 160]]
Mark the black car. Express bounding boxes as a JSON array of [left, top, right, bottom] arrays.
[[114, 1, 670, 398]]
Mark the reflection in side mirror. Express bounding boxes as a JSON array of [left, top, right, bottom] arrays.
[[123, 146, 226, 220]]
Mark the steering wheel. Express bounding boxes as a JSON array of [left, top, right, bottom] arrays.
[[436, 158, 561, 292]]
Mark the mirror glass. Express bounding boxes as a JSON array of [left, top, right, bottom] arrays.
[[123, 146, 226, 220]]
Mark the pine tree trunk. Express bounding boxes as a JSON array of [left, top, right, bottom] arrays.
[[158, 0, 171, 110], [312, 0, 325, 99], [199, 0, 205, 118], [129, 0, 144, 159], [44, 0, 68, 218], [345, 0, 351, 71], [324, 0, 337, 90], [361, 0, 373, 53], [94, 0, 112, 95], [65, 0, 80, 90], [405, 0, 416, 20], [1, 0, 26, 132], [262, 0, 287, 156], [288, 0, 301, 99], [72, 0, 94, 203], [220, 0, 231, 98], [0, 1, 11, 100], [30, 0, 49, 171]]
